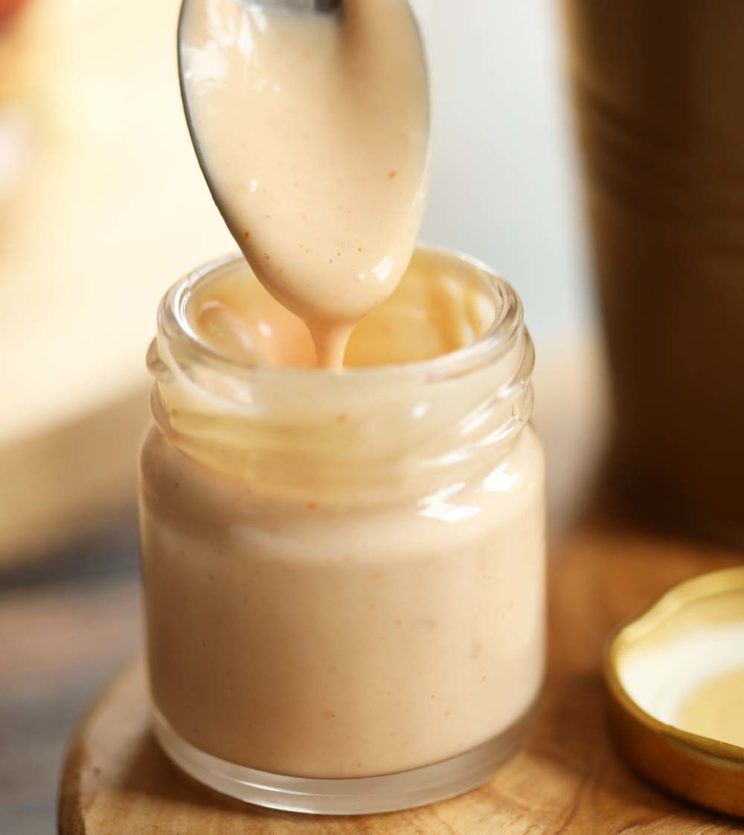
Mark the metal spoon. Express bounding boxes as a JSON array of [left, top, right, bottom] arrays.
[[247, 0, 339, 9]]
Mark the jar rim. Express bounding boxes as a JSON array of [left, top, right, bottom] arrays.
[[159, 244, 525, 385]]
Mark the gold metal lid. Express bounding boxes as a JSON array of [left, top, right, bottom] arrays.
[[605, 566, 744, 818]]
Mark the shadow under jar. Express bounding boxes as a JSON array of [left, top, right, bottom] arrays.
[[563, 0, 744, 543], [138, 246, 546, 815]]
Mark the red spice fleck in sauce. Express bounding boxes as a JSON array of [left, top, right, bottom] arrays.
[[388, 170, 398, 179], [243, 231, 250, 240], [307, 502, 318, 511]]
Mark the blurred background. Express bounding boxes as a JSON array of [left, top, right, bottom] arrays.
[[0, 1, 596, 832]]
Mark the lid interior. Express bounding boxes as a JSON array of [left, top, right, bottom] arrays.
[[613, 567, 744, 751]]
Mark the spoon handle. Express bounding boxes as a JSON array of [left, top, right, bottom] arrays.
[[250, 0, 339, 11]]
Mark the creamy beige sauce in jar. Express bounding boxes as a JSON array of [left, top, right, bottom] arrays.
[[140, 248, 545, 780]]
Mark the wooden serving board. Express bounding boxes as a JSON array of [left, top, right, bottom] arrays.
[[59, 505, 742, 834]]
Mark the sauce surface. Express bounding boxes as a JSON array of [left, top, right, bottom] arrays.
[[188, 248, 497, 370], [179, 0, 429, 367]]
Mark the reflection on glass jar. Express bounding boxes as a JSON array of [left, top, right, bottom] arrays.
[[138, 246, 546, 814]]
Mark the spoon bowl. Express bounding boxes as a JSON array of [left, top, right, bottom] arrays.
[[176, 0, 430, 363]]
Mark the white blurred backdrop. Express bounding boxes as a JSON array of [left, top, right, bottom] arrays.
[[418, 0, 592, 343]]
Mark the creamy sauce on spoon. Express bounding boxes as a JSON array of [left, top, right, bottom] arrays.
[[179, 0, 429, 367]]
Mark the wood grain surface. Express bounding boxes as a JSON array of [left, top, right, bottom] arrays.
[[59, 503, 743, 834]]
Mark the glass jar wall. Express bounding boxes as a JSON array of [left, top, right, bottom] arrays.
[[138, 246, 546, 814]]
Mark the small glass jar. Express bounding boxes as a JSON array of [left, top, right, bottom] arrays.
[[138, 246, 546, 815]]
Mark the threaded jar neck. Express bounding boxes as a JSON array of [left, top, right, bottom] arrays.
[[148, 247, 535, 500]]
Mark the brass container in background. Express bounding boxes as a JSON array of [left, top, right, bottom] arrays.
[[562, 0, 744, 543]]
